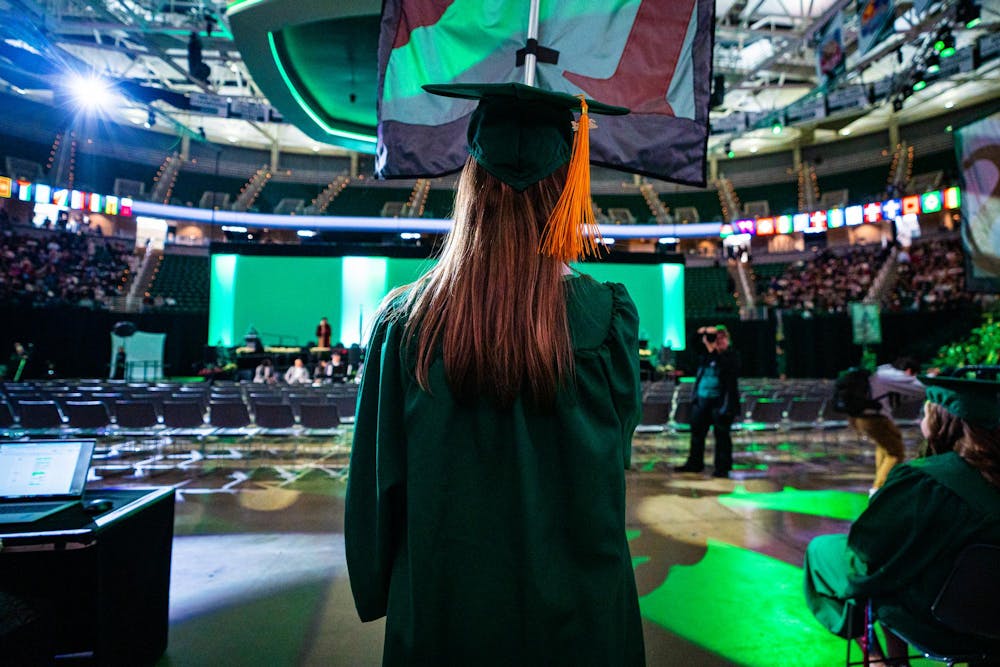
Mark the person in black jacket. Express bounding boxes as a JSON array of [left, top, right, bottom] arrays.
[[676, 325, 741, 478]]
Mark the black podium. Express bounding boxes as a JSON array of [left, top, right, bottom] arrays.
[[0, 487, 175, 665]]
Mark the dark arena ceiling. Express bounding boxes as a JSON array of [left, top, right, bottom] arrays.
[[1, 0, 998, 163]]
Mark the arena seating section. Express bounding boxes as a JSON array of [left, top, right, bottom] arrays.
[[0, 225, 135, 309], [146, 254, 210, 311], [685, 266, 738, 317]]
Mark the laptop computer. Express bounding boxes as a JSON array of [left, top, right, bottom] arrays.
[[0, 439, 96, 524]]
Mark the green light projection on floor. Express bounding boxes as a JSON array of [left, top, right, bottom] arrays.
[[718, 486, 868, 522], [639, 540, 846, 666]]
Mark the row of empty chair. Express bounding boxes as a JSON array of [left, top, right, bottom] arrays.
[[0, 380, 358, 437], [638, 380, 924, 433]]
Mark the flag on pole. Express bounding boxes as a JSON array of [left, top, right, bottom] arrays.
[[375, 0, 715, 187], [816, 12, 845, 81], [856, 0, 895, 56]]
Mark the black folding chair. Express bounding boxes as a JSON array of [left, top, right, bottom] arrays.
[[115, 400, 161, 431], [64, 401, 112, 435], [253, 402, 297, 433], [162, 400, 210, 434], [848, 544, 1000, 666], [299, 403, 342, 436], [209, 401, 257, 437], [637, 401, 670, 433], [17, 400, 65, 433]]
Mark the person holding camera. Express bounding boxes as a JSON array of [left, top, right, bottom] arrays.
[[676, 325, 741, 478]]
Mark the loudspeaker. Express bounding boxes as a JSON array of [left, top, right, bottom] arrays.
[[187, 32, 211, 82], [710, 74, 726, 109]]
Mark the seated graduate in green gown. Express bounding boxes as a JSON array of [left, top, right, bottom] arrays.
[[345, 83, 646, 666], [804, 370, 1000, 664]]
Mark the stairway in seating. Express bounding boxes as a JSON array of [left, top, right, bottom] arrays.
[[639, 182, 671, 223], [109, 246, 159, 312], [727, 258, 760, 319], [232, 166, 271, 212], [865, 246, 899, 306], [310, 174, 351, 214], [796, 162, 819, 212], [402, 179, 432, 217], [887, 141, 913, 195], [716, 177, 741, 222], [150, 152, 183, 204]]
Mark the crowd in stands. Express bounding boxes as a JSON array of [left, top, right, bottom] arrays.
[[755, 236, 983, 315], [0, 224, 135, 309], [886, 237, 972, 312], [760, 245, 888, 315]]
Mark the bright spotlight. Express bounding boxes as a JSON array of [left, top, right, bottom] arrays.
[[67, 74, 111, 111]]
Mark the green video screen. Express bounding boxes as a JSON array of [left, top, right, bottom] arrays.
[[209, 254, 685, 350]]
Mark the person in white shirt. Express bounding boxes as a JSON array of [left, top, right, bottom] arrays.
[[284, 358, 311, 385], [253, 358, 277, 384], [853, 357, 926, 493]]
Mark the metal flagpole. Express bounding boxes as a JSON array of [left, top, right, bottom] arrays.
[[523, 0, 541, 86]]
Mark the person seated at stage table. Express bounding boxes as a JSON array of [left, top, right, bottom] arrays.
[[329, 352, 348, 381], [283, 358, 311, 385], [253, 358, 277, 384], [803, 369, 1000, 664], [313, 359, 333, 384]]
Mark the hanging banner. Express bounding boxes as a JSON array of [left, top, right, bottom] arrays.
[[375, 0, 716, 187], [956, 111, 1000, 292], [816, 12, 845, 81], [857, 0, 895, 56]]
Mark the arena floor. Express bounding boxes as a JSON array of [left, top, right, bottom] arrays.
[[85, 425, 934, 667]]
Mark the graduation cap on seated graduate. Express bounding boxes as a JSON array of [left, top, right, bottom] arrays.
[[422, 82, 629, 263], [919, 366, 1000, 429]]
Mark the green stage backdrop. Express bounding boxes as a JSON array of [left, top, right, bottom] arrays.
[[209, 255, 685, 350]]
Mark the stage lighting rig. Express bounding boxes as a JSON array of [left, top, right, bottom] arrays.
[[926, 52, 941, 74], [67, 73, 111, 111], [956, 0, 981, 29], [934, 31, 956, 58], [187, 32, 211, 82]]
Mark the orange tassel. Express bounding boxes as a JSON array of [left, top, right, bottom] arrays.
[[539, 96, 604, 263]]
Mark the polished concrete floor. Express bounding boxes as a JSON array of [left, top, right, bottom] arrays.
[[85, 424, 934, 667]]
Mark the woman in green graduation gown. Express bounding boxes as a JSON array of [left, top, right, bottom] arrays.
[[345, 83, 645, 666], [804, 370, 1000, 663]]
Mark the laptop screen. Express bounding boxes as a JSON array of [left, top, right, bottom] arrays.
[[0, 440, 95, 500]]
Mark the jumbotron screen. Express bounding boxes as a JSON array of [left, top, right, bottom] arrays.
[[208, 254, 685, 350]]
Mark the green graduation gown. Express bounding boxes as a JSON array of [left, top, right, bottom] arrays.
[[345, 276, 645, 666], [804, 452, 1000, 653]]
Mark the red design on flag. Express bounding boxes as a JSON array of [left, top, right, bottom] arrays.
[[562, 0, 697, 116], [392, 0, 455, 49]]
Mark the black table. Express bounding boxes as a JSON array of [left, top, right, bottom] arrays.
[[0, 487, 175, 664]]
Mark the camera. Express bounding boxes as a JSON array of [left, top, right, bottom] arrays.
[[703, 332, 717, 343]]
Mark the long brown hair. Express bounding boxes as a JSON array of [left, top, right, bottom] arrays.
[[923, 401, 1000, 487], [398, 159, 574, 407]]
